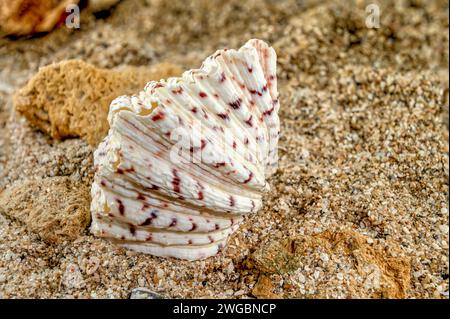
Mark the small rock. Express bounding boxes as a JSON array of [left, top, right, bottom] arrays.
[[251, 238, 300, 274], [438, 225, 448, 234], [251, 275, 280, 299], [225, 262, 235, 274], [297, 273, 306, 283], [137, 277, 146, 287], [234, 289, 246, 296], [156, 268, 164, 279], [129, 288, 165, 299], [319, 253, 329, 263], [63, 263, 85, 289], [83, 257, 100, 275], [225, 289, 234, 296], [313, 270, 320, 279]]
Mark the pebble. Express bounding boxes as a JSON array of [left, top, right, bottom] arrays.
[[438, 225, 448, 234], [297, 273, 306, 283], [234, 289, 246, 296], [320, 253, 329, 263], [129, 288, 165, 299], [63, 264, 84, 289]]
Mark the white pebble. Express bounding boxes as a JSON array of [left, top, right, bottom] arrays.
[[156, 268, 164, 279], [320, 253, 329, 263], [63, 263, 84, 289], [297, 273, 306, 283], [138, 277, 146, 287], [439, 225, 448, 234], [234, 290, 246, 296]]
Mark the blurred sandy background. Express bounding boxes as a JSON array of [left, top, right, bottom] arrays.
[[0, 0, 448, 299]]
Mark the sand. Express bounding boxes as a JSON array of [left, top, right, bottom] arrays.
[[0, 0, 448, 298]]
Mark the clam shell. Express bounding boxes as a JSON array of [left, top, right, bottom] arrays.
[[91, 39, 279, 260]]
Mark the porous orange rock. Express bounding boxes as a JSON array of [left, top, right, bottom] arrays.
[[0, 0, 78, 36], [0, 176, 91, 244], [251, 230, 411, 299], [251, 275, 280, 299], [13, 60, 182, 146]]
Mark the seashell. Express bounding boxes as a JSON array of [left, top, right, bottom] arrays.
[[90, 39, 280, 260]]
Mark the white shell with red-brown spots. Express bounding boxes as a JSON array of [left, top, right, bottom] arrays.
[[90, 39, 280, 260]]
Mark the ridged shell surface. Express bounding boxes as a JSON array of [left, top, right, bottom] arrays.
[[91, 39, 280, 260]]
